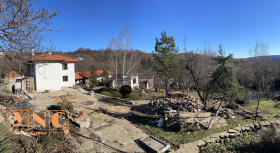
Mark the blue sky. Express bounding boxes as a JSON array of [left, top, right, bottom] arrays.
[[36, 0, 280, 58]]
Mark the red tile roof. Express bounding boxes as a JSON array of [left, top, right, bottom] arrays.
[[5, 71, 19, 79], [26, 53, 77, 63], [75, 70, 113, 80]]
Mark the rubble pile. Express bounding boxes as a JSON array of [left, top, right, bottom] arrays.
[[234, 107, 257, 119], [144, 96, 203, 115]]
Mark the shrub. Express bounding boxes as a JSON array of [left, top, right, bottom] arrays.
[[126, 93, 142, 101], [0, 122, 12, 153], [57, 100, 74, 113], [119, 85, 132, 98], [111, 91, 122, 98], [39, 132, 64, 151], [102, 91, 112, 97], [261, 128, 280, 150]]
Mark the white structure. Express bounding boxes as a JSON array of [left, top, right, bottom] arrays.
[[110, 76, 139, 89], [26, 53, 77, 91]]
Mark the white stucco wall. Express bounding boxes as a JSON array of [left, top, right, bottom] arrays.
[[35, 63, 62, 91], [34, 62, 75, 91], [61, 63, 75, 87]]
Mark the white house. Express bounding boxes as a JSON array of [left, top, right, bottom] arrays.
[[26, 53, 77, 91], [110, 76, 139, 89]]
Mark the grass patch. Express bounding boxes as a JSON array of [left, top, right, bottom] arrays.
[[104, 119, 115, 124], [243, 100, 280, 115], [127, 112, 255, 146], [126, 92, 142, 101], [146, 90, 164, 98], [187, 92, 200, 99]]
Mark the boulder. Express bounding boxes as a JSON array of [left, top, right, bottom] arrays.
[[228, 129, 237, 133], [196, 140, 206, 147], [71, 118, 91, 128]]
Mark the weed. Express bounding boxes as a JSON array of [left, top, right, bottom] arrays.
[[0, 122, 13, 153], [104, 119, 115, 124]]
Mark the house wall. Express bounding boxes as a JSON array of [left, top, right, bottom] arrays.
[[61, 63, 75, 87], [35, 63, 62, 91], [130, 76, 139, 89], [34, 63, 75, 91]]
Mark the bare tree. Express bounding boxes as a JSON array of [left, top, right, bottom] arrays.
[[249, 42, 277, 113], [108, 26, 139, 80], [185, 41, 216, 107], [108, 38, 120, 80], [0, 0, 60, 74]]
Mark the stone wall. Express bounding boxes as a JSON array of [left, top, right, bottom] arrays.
[[192, 119, 280, 150]]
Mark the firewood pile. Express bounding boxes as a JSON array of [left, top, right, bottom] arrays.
[[144, 96, 203, 115]]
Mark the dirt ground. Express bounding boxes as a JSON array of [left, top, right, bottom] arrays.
[[27, 87, 150, 152], [5, 87, 227, 152]]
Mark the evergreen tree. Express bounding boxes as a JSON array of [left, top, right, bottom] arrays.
[[150, 31, 179, 97], [89, 65, 98, 88], [101, 67, 109, 87], [208, 44, 244, 129]]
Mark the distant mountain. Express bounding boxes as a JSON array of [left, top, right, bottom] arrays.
[[245, 55, 280, 62], [266, 55, 280, 62]]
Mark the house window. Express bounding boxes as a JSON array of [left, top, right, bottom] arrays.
[[63, 76, 68, 82], [62, 63, 68, 70], [133, 78, 136, 84]]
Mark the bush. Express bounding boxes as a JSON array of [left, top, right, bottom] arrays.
[[39, 132, 64, 151], [111, 91, 122, 98], [119, 85, 132, 98], [0, 122, 12, 153], [126, 93, 142, 101], [261, 128, 280, 150], [57, 100, 74, 113]]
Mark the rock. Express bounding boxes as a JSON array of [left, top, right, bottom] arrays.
[[228, 129, 237, 133], [71, 118, 91, 128], [219, 132, 229, 139], [234, 126, 242, 132], [196, 140, 206, 147], [249, 124, 255, 130], [259, 121, 266, 126], [254, 122, 260, 129], [265, 121, 271, 126]]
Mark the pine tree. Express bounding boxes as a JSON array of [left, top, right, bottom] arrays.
[[150, 31, 179, 97], [208, 44, 244, 129], [101, 67, 109, 87]]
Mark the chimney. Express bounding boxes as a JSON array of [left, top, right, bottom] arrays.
[[31, 49, 35, 58]]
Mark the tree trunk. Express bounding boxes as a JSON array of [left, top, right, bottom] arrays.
[[165, 79, 168, 97], [187, 85, 189, 96], [255, 99, 261, 113], [208, 101, 223, 130], [122, 52, 126, 79]]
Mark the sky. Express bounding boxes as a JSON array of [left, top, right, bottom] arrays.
[[36, 0, 280, 58]]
